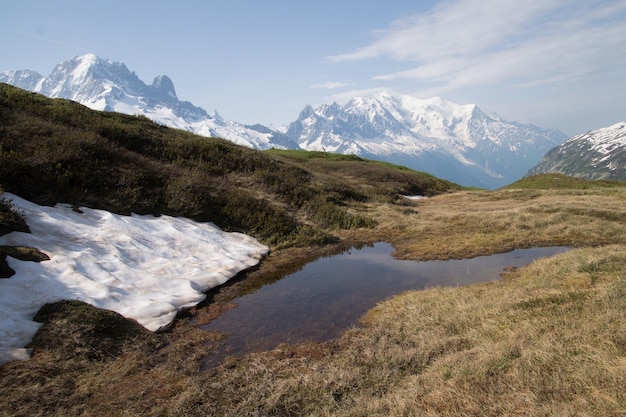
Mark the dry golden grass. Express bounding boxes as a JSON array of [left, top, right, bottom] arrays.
[[1, 182, 625, 416], [353, 187, 626, 260], [156, 245, 625, 417]]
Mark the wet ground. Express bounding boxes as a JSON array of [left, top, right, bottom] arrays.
[[202, 243, 569, 365]]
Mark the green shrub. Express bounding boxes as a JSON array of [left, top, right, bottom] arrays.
[[0, 186, 28, 236]]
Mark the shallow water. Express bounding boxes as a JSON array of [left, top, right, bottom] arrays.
[[203, 243, 568, 362]]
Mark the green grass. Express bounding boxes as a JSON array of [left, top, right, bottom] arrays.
[[506, 173, 626, 190], [264, 148, 366, 162], [267, 148, 461, 199]]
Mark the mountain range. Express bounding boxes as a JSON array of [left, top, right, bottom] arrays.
[[0, 54, 296, 150], [286, 93, 567, 188], [527, 122, 626, 181], [1, 53, 570, 188]]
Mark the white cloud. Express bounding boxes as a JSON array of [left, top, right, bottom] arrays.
[[309, 81, 353, 90], [328, 0, 626, 98]]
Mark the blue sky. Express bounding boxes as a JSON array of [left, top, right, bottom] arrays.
[[1, 0, 625, 135]]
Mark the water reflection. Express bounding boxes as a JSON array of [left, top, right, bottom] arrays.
[[203, 243, 568, 361]]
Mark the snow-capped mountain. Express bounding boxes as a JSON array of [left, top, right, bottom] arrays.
[[2, 54, 570, 188], [527, 122, 626, 181], [0, 54, 295, 149], [287, 92, 568, 188]]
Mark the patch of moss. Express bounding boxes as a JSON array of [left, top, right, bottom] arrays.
[[31, 300, 160, 361]]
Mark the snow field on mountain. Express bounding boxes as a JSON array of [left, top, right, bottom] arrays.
[[579, 122, 626, 154], [0, 193, 268, 364]]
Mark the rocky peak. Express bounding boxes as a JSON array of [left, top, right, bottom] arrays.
[[151, 75, 177, 100]]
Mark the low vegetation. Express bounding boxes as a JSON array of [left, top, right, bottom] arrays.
[[352, 179, 626, 261], [0, 188, 28, 237], [0, 83, 625, 416], [191, 245, 626, 417], [0, 83, 458, 247], [0, 189, 30, 277]]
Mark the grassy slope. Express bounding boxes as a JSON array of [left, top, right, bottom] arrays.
[[0, 83, 459, 247], [1, 83, 625, 416]]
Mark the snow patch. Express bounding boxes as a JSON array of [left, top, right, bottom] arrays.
[[0, 193, 268, 364]]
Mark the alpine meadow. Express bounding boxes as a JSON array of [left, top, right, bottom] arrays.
[[0, 80, 625, 417]]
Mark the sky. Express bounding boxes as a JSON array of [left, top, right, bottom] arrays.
[[1, 0, 625, 136]]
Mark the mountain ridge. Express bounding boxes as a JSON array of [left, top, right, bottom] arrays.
[[0, 54, 296, 150], [287, 91, 568, 188], [527, 122, 626, 180], [2, 53, 570, 188]]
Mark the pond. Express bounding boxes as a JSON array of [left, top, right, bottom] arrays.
[[203, 243, 568, 364]]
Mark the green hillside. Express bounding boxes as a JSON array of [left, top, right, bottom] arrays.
[[505, 173, 626, 189], [0, 83, 460, 247]]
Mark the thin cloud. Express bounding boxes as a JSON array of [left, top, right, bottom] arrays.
[[309, 81, 353, 90], [0, 26, 90, 52], [328, 0, 626, 96], [328, 0, 559, 62]]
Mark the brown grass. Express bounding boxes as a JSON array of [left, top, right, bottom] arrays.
[[352, 187, 626, 260], [1, 183, 626, 416]]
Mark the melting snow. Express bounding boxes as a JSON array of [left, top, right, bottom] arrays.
[[0, 193, 268, 364]]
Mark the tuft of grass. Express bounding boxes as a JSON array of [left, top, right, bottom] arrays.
[[0, 188, 28, 237], [31, 300, 161, 362], [0, 189, 32, 278]]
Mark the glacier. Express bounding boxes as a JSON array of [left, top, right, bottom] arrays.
[[287, 91, 568, 188]]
